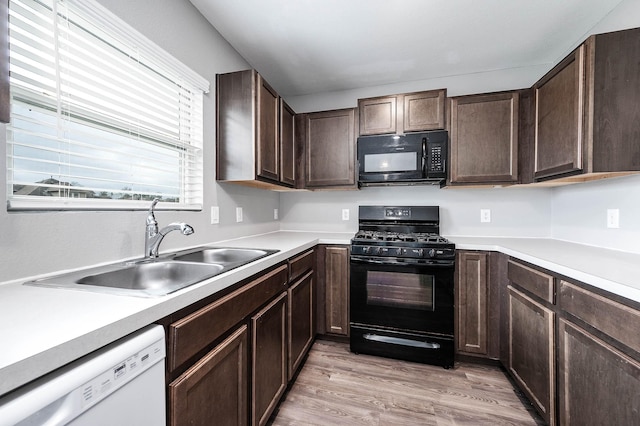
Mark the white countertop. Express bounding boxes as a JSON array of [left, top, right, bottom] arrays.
[[1, 231, 639, 398]]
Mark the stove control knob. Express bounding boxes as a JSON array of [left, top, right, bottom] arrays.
[[428, 248, 436, 258]]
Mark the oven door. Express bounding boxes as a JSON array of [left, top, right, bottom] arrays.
[[349, 256, 454, 336]]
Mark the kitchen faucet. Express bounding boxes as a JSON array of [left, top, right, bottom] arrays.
[[144, 198, 194, 258]]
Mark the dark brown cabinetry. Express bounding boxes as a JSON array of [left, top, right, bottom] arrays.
[[506, 260, 556, 426], [449, 92, 519, 185], [169, 325, 248, 426], [323, 245, 350, 336], [557, 280, 640, 425], [315, 245, 349, 336], [456, 251, 504, 360], [533, 27, 640, 183], [166, 264, 288, 426], [358, 89, 446, 135], [287, 250, 315, 379], [217, 70, 296, 189], [455, 251, 489, 355], [251, 292, 288, 426], [300, 108, 357, 189]]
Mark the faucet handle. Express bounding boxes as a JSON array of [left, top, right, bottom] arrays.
[[147, 198, 160, 226]]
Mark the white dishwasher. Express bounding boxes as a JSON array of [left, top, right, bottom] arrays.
[[0, 324, 166, 426]]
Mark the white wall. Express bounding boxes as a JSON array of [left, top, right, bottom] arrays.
[[0, 0, 280, 283], [280, 186, 551, 238]]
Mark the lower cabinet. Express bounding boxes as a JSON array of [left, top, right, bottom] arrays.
[[507, 285, 555, 425], [288, 270, 314, 379], [558, 319, 640, 425], [251, 292, 288, 426], [456, 251, 489, 355], [169, 325, 249, 426], [164, 251, 318, 426], [323, 245, 350, 336]]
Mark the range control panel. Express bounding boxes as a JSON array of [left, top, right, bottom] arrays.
[[384, 208, 411, 218]]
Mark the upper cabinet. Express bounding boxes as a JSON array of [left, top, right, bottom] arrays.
[[448, 91, 519, 185], [216, 70, 296, 189], [358, 89, 446, 135], [299, 108, 357, 189], [532, 27, 640, 183]]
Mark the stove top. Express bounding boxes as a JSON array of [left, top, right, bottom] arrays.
[[353, 230, 451, 244], [352, 206, 455, 261]]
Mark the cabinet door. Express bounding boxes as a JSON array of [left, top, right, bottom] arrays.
[[256, 74, 280, 182], [558, 319, 640, 425], [358, 96, 397, 135], [252, 292, 287, 426], [279, 100, 296, 186], [450, 92, 519, 184], [534, 45, 585, 180], [403, 90, 446, 132], [169, 325, 248, 426], [456, 252, 488, 355], [305, 109, 356, 188], [288, 270, 314, 379], [507, 286, 555, 425], [325, 246, 349, 336]]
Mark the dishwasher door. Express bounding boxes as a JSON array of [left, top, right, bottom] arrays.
[[0, 324, 166, 426]]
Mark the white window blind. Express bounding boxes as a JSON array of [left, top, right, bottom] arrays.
[[7, 0, 209, 210]]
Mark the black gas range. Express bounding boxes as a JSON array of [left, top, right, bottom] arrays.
[[349, 206, 455, 368]]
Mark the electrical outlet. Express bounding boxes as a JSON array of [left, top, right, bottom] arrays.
[[210, 206, 219, 224], [274, 208, 279, 220], [607, 209, 620, 228], [236, 207, 243, 223], [480, 209, 491, 223], [342, 209, 350, 221]]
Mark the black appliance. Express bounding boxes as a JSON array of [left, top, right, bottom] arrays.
[[357, 130, 447, 186], [349, 205, 455, 368]]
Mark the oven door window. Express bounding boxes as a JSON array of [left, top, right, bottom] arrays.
[[366, 270, 434, 311]]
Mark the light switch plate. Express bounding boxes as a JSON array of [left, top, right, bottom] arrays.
[[342, 209, 350, 221], [236, 207, 243, 223], [274, 208, 279, 220]]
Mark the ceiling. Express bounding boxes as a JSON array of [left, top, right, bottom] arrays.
[[189, 0, 625, 98]]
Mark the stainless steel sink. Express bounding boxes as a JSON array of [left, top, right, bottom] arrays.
[[25, 260, 225, 297], [173, 248, 274, 264], [76, 261, 224, 295], [24, 247, 278, 297]]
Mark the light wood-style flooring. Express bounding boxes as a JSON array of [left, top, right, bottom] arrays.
[[270, 340, 545, 425]]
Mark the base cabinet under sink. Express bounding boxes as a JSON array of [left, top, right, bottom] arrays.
[[162, 249, 316, 426], [168, 326, 249, 426]]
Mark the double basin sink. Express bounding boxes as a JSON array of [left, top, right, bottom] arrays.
[[25, 247, 278, 297]]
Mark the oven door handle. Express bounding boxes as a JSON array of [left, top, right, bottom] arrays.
[[350, 257, 389, 265], [350, 256, 454, 267], [363, 333, 441, 349]]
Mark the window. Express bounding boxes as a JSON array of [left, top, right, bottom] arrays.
[[7, 0, 209, 210]]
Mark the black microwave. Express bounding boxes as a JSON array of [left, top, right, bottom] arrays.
[[357, 130, 448, 186]]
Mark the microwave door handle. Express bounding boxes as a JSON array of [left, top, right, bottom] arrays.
[[421, 137, 427, 175]]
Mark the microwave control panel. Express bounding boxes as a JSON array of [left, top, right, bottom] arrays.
[[429, 145, 444, 172]]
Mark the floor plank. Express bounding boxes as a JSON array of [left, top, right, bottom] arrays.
[[270, 340, 545, 426]]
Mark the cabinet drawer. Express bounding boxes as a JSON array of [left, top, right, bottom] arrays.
[[559, 280, 640, 354], [507, 260, 554, 304], [169, 264, 288, 372], [289, 249, 314, 283]]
